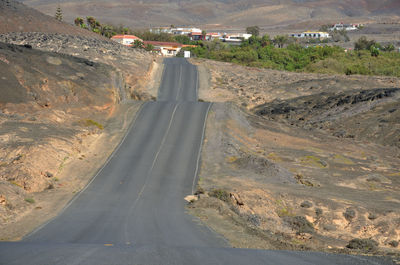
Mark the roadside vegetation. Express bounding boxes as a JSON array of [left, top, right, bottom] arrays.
[[182, 36, 400, 77]]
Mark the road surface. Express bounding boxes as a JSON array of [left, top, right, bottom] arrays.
[[0, 58, 391, 265]]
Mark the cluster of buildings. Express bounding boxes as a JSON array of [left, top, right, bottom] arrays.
[[111, 26, 253, 56], [150, 26, 252, 43], [110, 35, 191, 56], [289, 22, 362, 40]]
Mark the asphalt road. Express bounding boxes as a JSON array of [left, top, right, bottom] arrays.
[[0, 58, 392, 265]]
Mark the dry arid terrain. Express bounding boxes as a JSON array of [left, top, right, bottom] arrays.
[[17, 0, 400, 30], [0, 0, 102, 37], [189, 59, 400, 259]]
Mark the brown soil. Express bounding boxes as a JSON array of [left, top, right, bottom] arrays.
[[189, 58, 400, 259]]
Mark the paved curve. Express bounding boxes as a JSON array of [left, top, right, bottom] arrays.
[[0, 58, 391, 265]]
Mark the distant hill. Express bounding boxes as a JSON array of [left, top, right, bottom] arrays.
[[0, 0, 102, 37], [16, 0, 400, 30]]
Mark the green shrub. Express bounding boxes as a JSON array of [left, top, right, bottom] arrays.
[[25, 198, 35, 204]]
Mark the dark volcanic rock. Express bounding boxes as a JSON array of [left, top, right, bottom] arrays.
[[253, 88, 400, 147]]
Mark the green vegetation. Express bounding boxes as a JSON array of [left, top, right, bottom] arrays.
[[81, 119, 104, 130], [246, 26, 260, 37], [182, 36, 400, 77], [73, 16, 133, 38], [25, 198, 35, 204]]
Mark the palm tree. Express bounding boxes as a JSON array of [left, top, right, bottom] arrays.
[[74, 17, 84, 27], [273, 35, 288, 48], [55, 5, 63, 21]]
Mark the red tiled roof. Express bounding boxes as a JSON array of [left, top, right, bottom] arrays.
[[144, 41, 183, 47], [111, 35, 141, 40]]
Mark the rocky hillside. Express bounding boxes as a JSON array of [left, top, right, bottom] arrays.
[[254, 88, 400, 148], [17, 0, 400, 29]]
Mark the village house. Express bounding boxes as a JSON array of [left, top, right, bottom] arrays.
[[144, 41, 183, 56], [110, 35, 143, 46], [330, 23, 359, 31], [149, 27, 173, 34], [205, 32, 223, 41], [171, 27, 202, 36], [188, 32, 204, 41], [290, 31, 330, 39], [222, 33, 252, 43]]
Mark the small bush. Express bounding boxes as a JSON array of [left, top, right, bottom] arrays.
[[347, 238, 378, 251], [284, 216, 314, 234], [25, 198, 35, 204], [209, 189, 230, 203], [81, 119, 104, 130]]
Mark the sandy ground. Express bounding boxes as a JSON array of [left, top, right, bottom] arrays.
[[0, 102, 142, 240], [189, 58, 400, 259]]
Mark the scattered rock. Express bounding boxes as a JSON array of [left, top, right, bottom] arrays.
[[300, 201, 313, 208], [184, 195, 198, 203], [343, 208, 356, 222], [0, 195, 6, 205], [368, 213, 378, 220], [230, 192, 244, 206], [388, 240, 399, 248]]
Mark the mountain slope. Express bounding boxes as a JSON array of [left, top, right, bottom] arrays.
[[16, 0, 400, 29], [0, 0, 102, 37]]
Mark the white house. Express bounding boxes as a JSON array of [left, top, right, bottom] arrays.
[[144, 41, 183, 56], [171, 27, 202, 35], [222, 33, 252, 43], [330, 23, 358, 31], [111, 35, 143, 46], [290, 31, 330, 39]]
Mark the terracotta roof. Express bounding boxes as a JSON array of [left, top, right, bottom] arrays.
[[144, 41, 183, 47], [111, 35, 141, 40]]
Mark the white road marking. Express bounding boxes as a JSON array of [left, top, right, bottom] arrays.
[[123, 103, 179, 241]]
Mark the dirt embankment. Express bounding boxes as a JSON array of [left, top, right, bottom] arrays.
[[189, 59, 400, 258], [0, 37, 155, 239]]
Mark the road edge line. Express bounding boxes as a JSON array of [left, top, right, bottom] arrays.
[[191, 102, 212, 195], [23, 102, 148, 239]]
